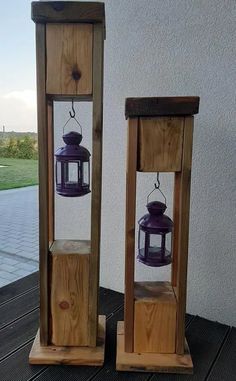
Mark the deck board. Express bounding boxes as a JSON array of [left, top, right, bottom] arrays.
[[0, 309, 39, 362], [0, 272, 38, 306], [0, 273, 234, 381], [207, 327, 236, 381], [0, 287, 39, 329]]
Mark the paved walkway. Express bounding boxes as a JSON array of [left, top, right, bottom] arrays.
[[0, 186, 39, 287]]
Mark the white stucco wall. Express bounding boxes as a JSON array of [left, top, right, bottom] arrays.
[[53, 0, 236, 326]]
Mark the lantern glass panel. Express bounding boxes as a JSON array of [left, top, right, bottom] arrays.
[[138, 229, 145, 255], [83, 161, 90, 186], [56, 161, 62, 185], [149, 232, 172, 257], [67, 162, 79, 184]]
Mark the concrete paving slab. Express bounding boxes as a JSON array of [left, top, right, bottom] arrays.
[[0, 186, 39, 286]]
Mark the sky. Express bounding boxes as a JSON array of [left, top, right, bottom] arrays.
[[0, 0, 36, 132]]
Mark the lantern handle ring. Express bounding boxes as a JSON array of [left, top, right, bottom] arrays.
[[62, 100, 83, 135], [147, 173, 167, 205]]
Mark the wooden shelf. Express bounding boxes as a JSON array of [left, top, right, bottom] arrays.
[[50, 240, 91, 255], [134, 281, 176, 302]]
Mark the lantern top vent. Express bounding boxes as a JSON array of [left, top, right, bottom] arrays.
[[63, 131, 82, 145], [139, 202, 173, 234], [146, 201, 166, 215]]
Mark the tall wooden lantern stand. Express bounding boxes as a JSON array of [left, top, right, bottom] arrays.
[[116, 97, 200, 373], [29, 2, 106, 365]]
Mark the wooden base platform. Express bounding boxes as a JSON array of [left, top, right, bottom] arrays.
[[116, 321, 193, 374], [29, 315, 106, 366]]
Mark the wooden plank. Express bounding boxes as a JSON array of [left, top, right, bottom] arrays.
[[0, 272, 38, 306], [134, 281, 174, 300], [138, 117, 184, 172], [46, 24, 93, 96], [134, 282, 176, 353], [47, 101, 54, 245], [171, 172, 181, 288], [0, 288, 39, 330], [31, 1, 105, 25], [88, 23, 104, 347], [150, 316, 229, 381], [50, 239, 90, 255], [176, 116, 194, 354], [0, 309, 39, 361], [207, 327, 236, 381], [48, 94, 93, 102], [117, 321, 193, 373], [124, 118, 138, 353], [35, 23, 49, 346], [125, 97, 200, 119], [29, 315, 105, 365], [50, 253, 89, 346]]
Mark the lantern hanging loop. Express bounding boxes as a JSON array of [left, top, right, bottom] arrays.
[[62, 99, 83, 135], [147, 172, 167, 205]]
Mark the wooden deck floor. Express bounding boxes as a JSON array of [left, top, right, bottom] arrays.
[[0, 272, 235, 381]]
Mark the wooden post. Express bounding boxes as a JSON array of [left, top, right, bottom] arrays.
[[117, 97, 199, 373], [124, 118, 138, 352], [30, 2, 106, 365], [176, 116, 194, 354], [89, 23, 104, 347], [35, 23, 49, 346], [171, 172, 181, 288]]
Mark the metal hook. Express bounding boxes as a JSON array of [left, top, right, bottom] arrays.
[[69, 99, 76, 118], [147, 173, 167, 205], [62, 100, 83, 135]]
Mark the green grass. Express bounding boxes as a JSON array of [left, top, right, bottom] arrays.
[[0, 157, 38, 191]]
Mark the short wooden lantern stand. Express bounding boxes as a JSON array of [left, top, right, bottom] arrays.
[[29, 2, 106, 365], [116, 97, 200, 373]]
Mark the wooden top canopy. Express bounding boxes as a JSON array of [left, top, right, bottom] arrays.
[[31, 1, 105, 31], [125, 97, 200, 119]]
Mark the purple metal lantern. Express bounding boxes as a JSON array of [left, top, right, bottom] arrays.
[[138, 201, 173, 267], [55, 131, 91, 197]]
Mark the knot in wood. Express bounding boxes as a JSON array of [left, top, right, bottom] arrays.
[[72, 68, 81, 81], [59, 301, 70, 310]]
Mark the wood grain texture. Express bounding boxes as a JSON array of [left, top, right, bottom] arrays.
[[116, 321, 193, 373], [46, 23, 93, 95], [138, 117, 184, 172], [35, 23, 49, 346], [171, 172, 181, 288], [176, 117, 194, 354], [125, 97, 199, 119], [134, 282, 176, 354], [31, 1, 105, 25], [50, 252, 89, 346], [88, 23, 104, 347], [29, 315, 105, 365], [124, 118, 138, 353]]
